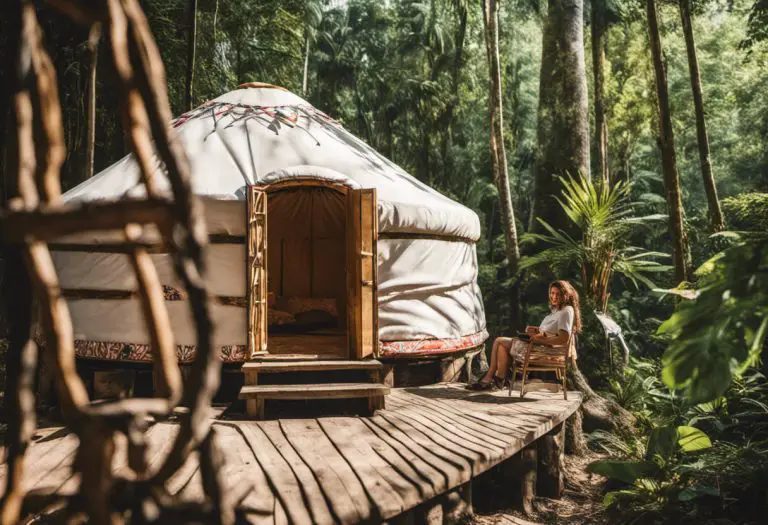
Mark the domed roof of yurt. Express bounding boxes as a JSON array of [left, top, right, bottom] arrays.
[[53, 84, 487, 361]]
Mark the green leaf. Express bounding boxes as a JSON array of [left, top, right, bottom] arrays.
[[646, 425, 677, 461], [586, 460, 658, 484], [677, 426, 712, 452], [678, 484, 720, 501]]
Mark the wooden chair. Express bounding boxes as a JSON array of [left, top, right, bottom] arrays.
[[508, 332, 575, 400]]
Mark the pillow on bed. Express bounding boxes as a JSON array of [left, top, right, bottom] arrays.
[[293, 309, 336, 327], [279, 297, 338, 317], [268, 309, 295, 326]]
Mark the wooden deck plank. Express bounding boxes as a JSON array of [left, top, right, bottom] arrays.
[[380, 410, 489, 469], [258, 421, 335, 525], [22, 432, 79, 490], [238, 422, 315, 525], [360, 417, 446, 497], [279, 419, 369, 524], [322, 417, 432, 512], [387, 396, 509, 454], [2, 385, 582, 525], [212, 422, 274, 524], [318, 418, 410, 518], [365, 413, 465, 490], [389, 391, 516, 447]]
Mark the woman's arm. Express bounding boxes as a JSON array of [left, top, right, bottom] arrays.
[[531, 329, 569, 347]]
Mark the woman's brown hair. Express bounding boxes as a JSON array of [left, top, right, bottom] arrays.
[[549, 280, 582, 333]]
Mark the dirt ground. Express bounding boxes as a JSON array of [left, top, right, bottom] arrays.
[[471, 451, 609, 525]]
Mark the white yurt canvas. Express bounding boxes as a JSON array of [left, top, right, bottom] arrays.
[[53, 84, 487, 362]]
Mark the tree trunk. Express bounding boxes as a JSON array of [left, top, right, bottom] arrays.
[[84, 23, 100, 181], [482, 0, 522, 329], [591, 0, 609, 186], [302, 30, 310, 96], [679, 0, 724, 232], [532, 0, 591, 236], [184, 0, 198, 112], [646, 0, 692, 284], [567, 359, 635, 433]]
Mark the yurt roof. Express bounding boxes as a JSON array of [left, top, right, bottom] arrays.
[[64, 85, 481, 241]]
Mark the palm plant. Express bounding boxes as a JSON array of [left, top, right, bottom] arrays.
[[521, 173, 671, 311]]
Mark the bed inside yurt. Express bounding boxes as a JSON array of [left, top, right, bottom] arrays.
[[49, 83, 487, 389]]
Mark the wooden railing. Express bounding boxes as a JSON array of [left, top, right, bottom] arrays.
[[0, 1, 249, 523]]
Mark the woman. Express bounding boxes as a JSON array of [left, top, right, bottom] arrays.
[[468, 280, 582, 391]]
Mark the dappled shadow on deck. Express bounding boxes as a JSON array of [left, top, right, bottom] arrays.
[[1, 383, 581, 525]]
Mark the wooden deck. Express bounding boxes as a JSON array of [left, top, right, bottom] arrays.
[[2, 383, 581, 524]]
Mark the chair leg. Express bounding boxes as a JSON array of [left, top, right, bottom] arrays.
[[561, 367, 568, 400], [508, 361, 517, 396], [520, 365, 529, 398]]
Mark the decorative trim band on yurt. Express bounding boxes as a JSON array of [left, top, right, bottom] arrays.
[[379, 330, 488, 357], [43, 330, 488, 364], [69, 340, 249, 363]]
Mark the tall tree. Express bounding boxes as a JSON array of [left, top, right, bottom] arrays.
[[591, 0, 609, 186], [532, 0, 591, 235], [679, 0, 725, 231], [481, 0, 522, 328], [84, 23, 100, 181], [185, 0, 198, 112], [646, 0, 692, 283], [302, 0, 322, 96]]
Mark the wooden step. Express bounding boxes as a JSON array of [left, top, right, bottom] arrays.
[[239, 382, 389, 400], [242, 359, 383, 373]]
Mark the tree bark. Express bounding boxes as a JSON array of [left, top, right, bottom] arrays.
[[646, 0, 692, 284], [567, 359, 635, 434], [591, 0, 609, 186], [532, 0, 591, 235], [302, 30, 310, 96], [84, 23, 100, 181], [679, 0, 724, 232], [482, 0, 522, 329], [184, 0, 198, 112]]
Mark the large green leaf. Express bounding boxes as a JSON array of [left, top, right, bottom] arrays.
[[678, 484, 720, 501], [646, 425, 677, 461], [586, 460, 659, 484], [676, 426, 712, 453]]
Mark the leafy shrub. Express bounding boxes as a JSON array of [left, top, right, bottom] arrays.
[[722, 192, 768, 231]]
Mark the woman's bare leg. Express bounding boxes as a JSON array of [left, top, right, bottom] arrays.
[[480, 338, 502, 382], [495, 338, 513, 375], [479, 337, 514, 382]]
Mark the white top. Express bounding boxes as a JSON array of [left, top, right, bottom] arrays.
[[539, 306, 574, 336]]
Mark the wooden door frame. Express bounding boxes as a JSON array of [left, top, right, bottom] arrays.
[[247, 179, 377, 360]]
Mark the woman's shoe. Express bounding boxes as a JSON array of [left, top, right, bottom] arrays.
[[467, 375, 505, 391]]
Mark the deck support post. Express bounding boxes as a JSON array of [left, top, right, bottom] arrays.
[[442, 481, 472, 523], [244, 369, 263, 419], [537, 422, 565, 498], [382, 364, 395, 387], [505, 442, 537, 515], [387, 482, 472, 525], [368, 394, 385, 415]]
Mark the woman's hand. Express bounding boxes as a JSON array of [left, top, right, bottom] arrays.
[[525, 326, 539, 335]]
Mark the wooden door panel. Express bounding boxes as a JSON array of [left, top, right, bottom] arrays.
[[347, 188, 378, 359]]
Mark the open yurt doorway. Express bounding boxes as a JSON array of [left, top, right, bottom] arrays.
[[247, 182, 378, 360]]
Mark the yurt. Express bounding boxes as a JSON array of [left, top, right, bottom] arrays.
[[51, 84, 487, 370]]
